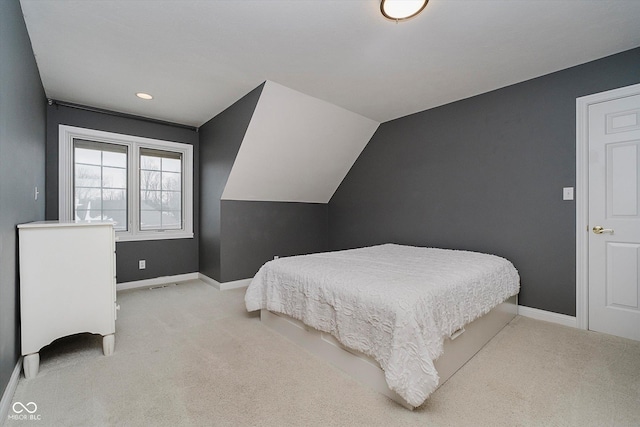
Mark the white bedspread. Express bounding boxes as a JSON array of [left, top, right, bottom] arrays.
[[244, 244, 520, 407]]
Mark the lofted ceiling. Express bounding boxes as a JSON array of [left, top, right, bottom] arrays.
[[19, 0, 640, 128]]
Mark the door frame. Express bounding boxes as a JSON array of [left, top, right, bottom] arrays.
[[575, 82, 640, 330]]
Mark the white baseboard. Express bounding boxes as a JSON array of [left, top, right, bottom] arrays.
[[518, 305, 577, 328], [0, 358, 22, 421], [199, 274, 252, 291], [117, 272, 200, 292]]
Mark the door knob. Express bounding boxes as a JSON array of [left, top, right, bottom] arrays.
[[593, 226, 614, 235]]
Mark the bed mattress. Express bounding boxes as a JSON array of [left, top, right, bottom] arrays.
[[245, 244, 520, 407]]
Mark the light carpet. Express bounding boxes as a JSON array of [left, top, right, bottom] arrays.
[[4, 279, 640, 426]]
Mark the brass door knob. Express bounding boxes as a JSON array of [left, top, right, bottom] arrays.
[[593, 226, 614, 234]]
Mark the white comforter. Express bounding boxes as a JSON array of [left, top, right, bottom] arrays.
[[244, 244, 520, 407]]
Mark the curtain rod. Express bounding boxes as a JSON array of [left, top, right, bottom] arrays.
[[48, 99, 198, 132]]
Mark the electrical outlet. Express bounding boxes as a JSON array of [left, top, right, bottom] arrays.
[[139, 260, 146, 269]]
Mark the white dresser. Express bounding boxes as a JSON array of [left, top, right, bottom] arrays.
[[18, 221, 117, 378]]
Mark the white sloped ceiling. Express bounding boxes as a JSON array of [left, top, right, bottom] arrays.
[[221, 81, 379, 203]]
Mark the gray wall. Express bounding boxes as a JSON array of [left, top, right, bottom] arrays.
[[199, 84, 264, 281], [221, 200, 328, 282], [0, 0, 46, 398], [46, 104, 199, 282], [329, 47, 640, 317]]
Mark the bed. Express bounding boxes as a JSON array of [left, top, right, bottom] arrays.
[[244, 244, 520, 408]]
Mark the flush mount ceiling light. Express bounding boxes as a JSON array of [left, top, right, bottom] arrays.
[[380, 0, 429, 22], [135, 92, 153, 100]]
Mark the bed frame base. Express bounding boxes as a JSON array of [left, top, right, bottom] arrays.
[[260, 295, 517, 409]]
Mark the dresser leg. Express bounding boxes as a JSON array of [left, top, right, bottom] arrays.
[[102, 334, 115, 356], [23, 353, 40, 379]]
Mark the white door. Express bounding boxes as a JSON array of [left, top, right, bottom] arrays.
[[588, 93, 640, 341]]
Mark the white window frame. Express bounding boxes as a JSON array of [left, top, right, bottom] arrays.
[[59, 125, 194, 242]]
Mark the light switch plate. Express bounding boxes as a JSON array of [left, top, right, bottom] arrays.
[[563, 187, 574, 201]]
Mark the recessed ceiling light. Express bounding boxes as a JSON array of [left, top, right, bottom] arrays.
[[380, 0, 428, 22], [136, 92, 153, 100]]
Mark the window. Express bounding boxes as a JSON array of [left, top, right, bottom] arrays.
[[74, 140, 128, 231], [139, 148, 182, 231], [59, 125, 193, 241]]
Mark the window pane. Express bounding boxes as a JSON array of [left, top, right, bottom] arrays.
[[141, 190, 162, 208], [74, 141, 128, 231], [103, 189, 127, 210], [140, 210, 161, 230], [162, 191, 181, 210], [75, 188, 101, 210], [162, 157, 181, 172], [75, 164, 101, 187], [75, 147, 101, 165], [140, 155, 161, 170], [102, 151, 126, 168], [162, 211, 181, 229], [102, 166, 127, 189], [139, 148, 183, 231], [162, 172, 180, 191], [140, 170, 161, 191]]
